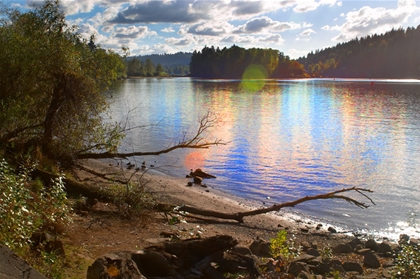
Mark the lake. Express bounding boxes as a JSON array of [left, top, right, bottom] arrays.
[[107, 77, 420, 240]]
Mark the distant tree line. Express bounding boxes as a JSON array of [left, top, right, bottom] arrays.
[[125, 52, 191, 76], [189, 45, 308, 79], [298, 25, 420, 78]]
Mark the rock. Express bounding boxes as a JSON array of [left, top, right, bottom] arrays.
[[249, 239, 263, 255], [193, 176, 203, 185], [410, 238, 419, 246], [327, 226, 337, 233], [316, 262, 331, 274], [365, 239, 378, 252], [399, 234, 410, 244], [348, 238, 364, 249], [342, 261, 363, 274], [297, 271, 315, 279], [0, 245, 48, 279], [331, 264, 346, 274], [316, 224, 322, 230], [288, 261, 310, 276], [364, 251, 381, 269], [333, 243, 353, 254], [356, 248, 371, 255], [306, 248, 320, 257], [258, 241, 271, 257], [233, 246, 252, 256], [87, 251, 146, 279], [378, 241, 393, 256]]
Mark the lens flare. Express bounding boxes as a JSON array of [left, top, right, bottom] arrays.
[[241, 64, 267, 91]]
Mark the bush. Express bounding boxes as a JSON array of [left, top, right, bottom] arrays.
[[270, 230, 301, 261], [393, 243, 420, 278], [0, 159, 72, 250]]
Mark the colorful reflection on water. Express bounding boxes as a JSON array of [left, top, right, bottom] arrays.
[[108, 77, 420, 239]]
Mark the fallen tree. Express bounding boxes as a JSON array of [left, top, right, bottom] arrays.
[[33, 165, 374, 225], [167, 187, 375, 223]]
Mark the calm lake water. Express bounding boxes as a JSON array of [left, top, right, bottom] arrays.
[[107, 77, 420, 240]]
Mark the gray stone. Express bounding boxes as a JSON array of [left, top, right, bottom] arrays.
[[342, 261, 363, 274], [306, 248, 320, 257], [0, 245, 48, 279], [348, 238, 364, 249], [365, 239, 378, 252], [331, 264, 346, 274], [333, 243, 353, 254], [356, 248, 372, 255], [288, 262, 310, 276], [364, 251, 381, 269], [399, 234, 410, 244], [327, 226, 337, 233], [87, 251, 146, 279], [258, 241, 271, 257], [193, 176, 203, 184], [232, 246, 252, 255], [378, 241, 393, 255], [410, 238, 419, 246], [249, 239, 262, 255], [297, 271, 314, 279]]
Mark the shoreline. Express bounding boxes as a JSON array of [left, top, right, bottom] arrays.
[[75, 159, 361, 244], [75, 158, 420, 244]]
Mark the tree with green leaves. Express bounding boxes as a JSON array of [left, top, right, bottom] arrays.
[[0, 0, 126, 163]]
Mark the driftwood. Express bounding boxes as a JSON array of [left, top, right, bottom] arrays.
[[162, 187, 375, 223]]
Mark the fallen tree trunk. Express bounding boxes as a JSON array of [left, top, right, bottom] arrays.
[[165, 187, 375, 223], [32, 168, 114, 203]]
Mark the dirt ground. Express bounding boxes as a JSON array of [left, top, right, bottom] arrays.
[[61, 159, 359, 278]]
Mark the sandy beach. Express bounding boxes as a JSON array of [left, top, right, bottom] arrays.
[[72, 159, 352, 247]]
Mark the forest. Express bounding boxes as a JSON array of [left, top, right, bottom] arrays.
[[125, 52, 191, 76], [298, 25, 420, 78], [189, 45, 307, 79]]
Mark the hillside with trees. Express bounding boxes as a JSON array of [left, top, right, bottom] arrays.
[[125, 52, 191, 76], [298, 25, 420, 78], [189, 45, 308, 79]]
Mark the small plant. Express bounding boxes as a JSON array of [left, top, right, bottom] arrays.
[[270, 230, 301, 261], [320, 244, 333, 262], [392, 243, 420, 279]]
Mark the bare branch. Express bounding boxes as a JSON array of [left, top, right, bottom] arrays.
[[77, 111, 227, 159], [168, 186, 375, 223]]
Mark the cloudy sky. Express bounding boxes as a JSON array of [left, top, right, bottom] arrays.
[[11, 0, 420, 58]]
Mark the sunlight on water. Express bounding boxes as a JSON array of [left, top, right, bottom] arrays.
[[108, 77, 420, 241]]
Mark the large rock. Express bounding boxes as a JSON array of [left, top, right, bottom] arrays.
[[0, 245, 47, 279], [87, 235, 239, 279], [364, 251, 381, 269]]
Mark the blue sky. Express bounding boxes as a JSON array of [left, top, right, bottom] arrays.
[[10, 0, 420, 58]]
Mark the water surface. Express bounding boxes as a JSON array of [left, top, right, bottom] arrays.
[[107, 77, 420, 240]]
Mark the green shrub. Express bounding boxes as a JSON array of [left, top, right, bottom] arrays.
[[393, 243, 420, 279], [270, 230, 301, 260], [0, 159, 72, 249]]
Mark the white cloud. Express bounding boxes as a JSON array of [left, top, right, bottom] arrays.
[[161, 27, 175, 33], [233, 16, 305, 34], [112, 25, 157, 39], [293, 0, 341, 13], [260, 34, 285, 43], [332, 0, 419, 42]]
